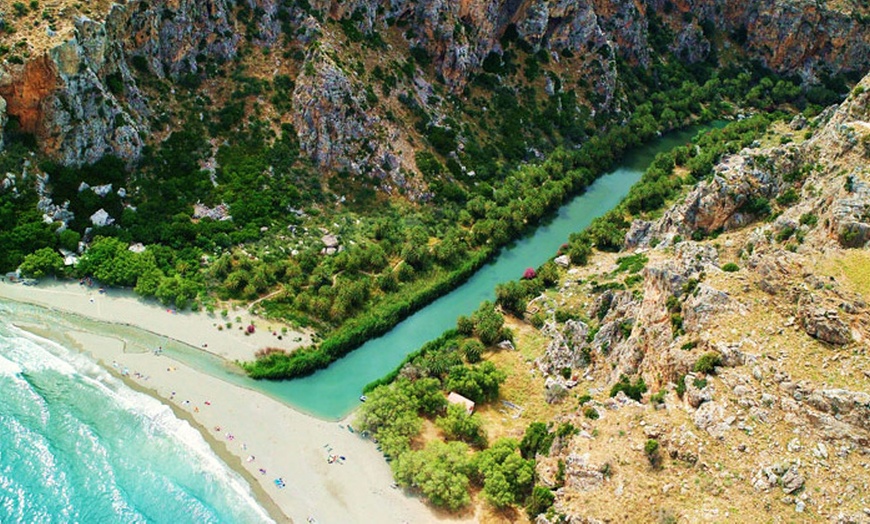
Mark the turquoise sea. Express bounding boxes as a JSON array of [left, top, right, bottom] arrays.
[[0, 311, 272, 524]]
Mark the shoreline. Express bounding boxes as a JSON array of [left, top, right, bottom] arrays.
[[0, 280, 471, 524], [12, 322, 289, 523]]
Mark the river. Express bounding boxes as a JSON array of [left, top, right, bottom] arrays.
[[2, 124, 719, 422], [251, 123, 721, 420]]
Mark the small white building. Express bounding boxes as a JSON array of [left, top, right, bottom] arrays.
[[446, 392, 475, 415]]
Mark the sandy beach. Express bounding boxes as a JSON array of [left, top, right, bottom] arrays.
[[0, 280, 473, 524]]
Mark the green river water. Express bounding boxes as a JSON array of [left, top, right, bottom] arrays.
[[3, 123, 720, 421]]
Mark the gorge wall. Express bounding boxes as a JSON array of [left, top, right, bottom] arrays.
[[0, 0, 869, 171]]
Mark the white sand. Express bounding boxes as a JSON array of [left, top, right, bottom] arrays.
[[0, 281, 474, 524], [0, 280, 309, 362]]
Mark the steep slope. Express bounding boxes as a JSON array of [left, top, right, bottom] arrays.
[[1, 0, 868, 174], [516, 74, 870, 523]]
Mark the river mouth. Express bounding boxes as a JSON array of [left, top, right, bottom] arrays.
[[2, 123, 723, 422]]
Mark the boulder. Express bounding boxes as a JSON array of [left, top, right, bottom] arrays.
[[800, 306, 852, 345], [781, 465, 805, 494]]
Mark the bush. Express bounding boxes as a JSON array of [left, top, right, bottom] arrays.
[[525, 486, 555, 518], [675, 374, 687, 399], [721, 262, 739, 272], [519, 422, 554, 459], [461, 339, 484, 363], [650, 390, 666, 405], [693, 352, 722, 374], [609, 374, 647, 401], [680, 340, 698, 351], [615, 253, 648, 273], [583, 406, 599, 419], [554, 309, 578, 323], [645, 438, 662, 469], [799, 212, 818, 227], [776, 187, 799, 207]]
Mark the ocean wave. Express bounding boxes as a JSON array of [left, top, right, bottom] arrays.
[[0, 352, 22, 376], [0, 321, 274, 524]]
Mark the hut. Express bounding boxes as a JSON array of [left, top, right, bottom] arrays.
[[446, 392, 475, 415]]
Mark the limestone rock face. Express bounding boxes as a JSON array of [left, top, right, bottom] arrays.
[[0, 0, 238, 166], [292, 47, 380, 173], [632, 146, 803, 247], [537, 319, 591, 375], [0, 95, 6, 151], [6, 0, 870, 175]]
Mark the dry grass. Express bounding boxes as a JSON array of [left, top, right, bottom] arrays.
[[814, 249, 870, 301]]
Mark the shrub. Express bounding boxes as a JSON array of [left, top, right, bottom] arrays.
[[649, 390, 666, 405], [721, 262, 739, 272], [680, 340, 698, 351], [670, 313, 684, 336], [554, 309, 578, 323], [520, 422, 554, 459], [461, 339, 484, 363], [615, 253, 648, 273], [609, 374, 647, 401], [776, 188, 799, 207], [693, 352, 722, 375], [525, 486, 555, 518], [799, 213, 818, 227], [645, 438, 662, 469], [775, 226, 795, 243], [675, 374, 687, 399], [583, 406, 599, 419]]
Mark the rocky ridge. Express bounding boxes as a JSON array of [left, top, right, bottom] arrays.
[[522, 74, 870, 522], [1, 0, 870, 178]]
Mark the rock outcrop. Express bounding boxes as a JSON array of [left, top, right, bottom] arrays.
[[524, 70, 870, 522], [0, 1, 239, 165], [5, 0, 870, 172]]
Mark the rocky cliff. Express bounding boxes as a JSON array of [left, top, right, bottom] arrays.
[[522, 73, 870, 523], [1, 0, 869, 175]]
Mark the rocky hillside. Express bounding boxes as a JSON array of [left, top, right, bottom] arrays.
[[1, 0, 869, 187], [517, 73, 870, 522]]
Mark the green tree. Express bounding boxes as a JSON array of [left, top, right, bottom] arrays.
[[526, 486, 555, 518], [519, 422, 554, 459], [410, 377, 448, 416], [444, 361, 506, 404], [461, 339, 484, 363], [495, 280, 528, 317], [355, 379, 424, 458], [471, 301, 505, 346], [57, 229, 81, 252], [473, 438, 535, 508], [392, 440, 473, 511], [436, 403, 487, 448], [567, 236, 592, 265], [19, 248, 64, 278]]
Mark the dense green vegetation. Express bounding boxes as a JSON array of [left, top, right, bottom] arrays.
[[0, 0, 849, 383], [352, 324, 560, 513]]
